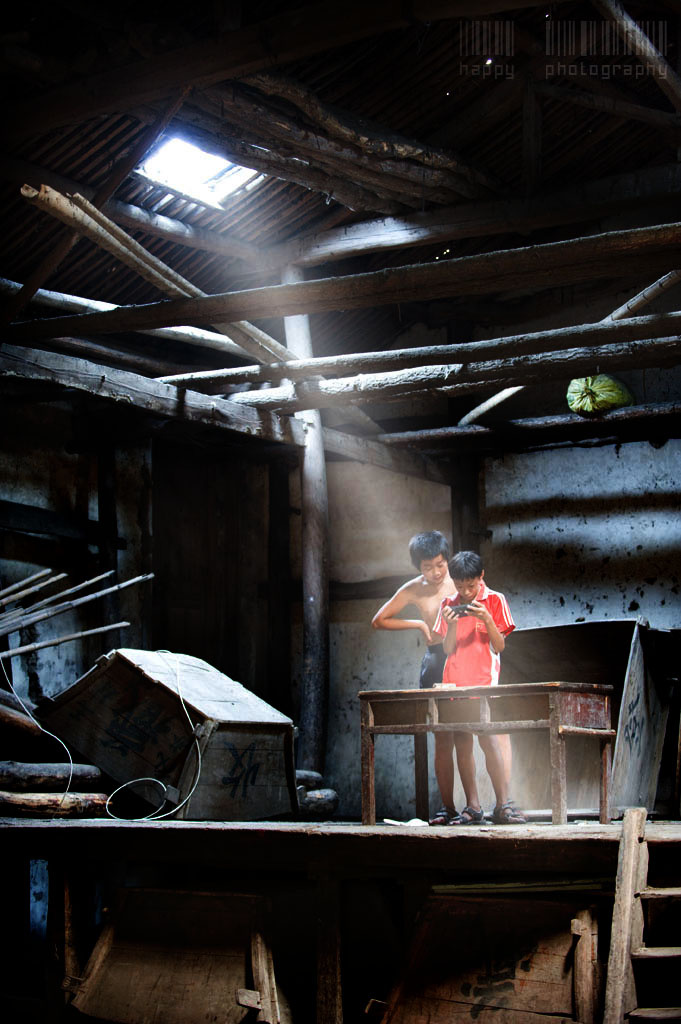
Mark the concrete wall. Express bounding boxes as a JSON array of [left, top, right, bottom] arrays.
[[482, 440, 681, 631]]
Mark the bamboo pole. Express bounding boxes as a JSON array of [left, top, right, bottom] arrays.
[[0, 572, 153, 638], [0, 570, 114, 628], [3, 570, 114, 618], [604, 269, 681, 322], [1, 90, 188, 326], [0, 568, 52, 601], [0, 621, 130, 660], [0, 572, 67, 610], [21, 185, 290, 364]]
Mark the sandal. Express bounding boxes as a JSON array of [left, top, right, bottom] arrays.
[[457, 805, 486, 825], [491, 800, 526, 825], [428, 805, 460, 826]]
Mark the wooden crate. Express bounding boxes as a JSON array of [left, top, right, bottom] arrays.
[[38, 649, 297, 821], [499, 619, 674, 815], [380, 894, 600, 1023], [70, 888, 291, 1024]]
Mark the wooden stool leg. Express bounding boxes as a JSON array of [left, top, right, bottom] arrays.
[[550, 714, 567, 825], [414, 733, 429, 821], [360, 701, 376, 825]]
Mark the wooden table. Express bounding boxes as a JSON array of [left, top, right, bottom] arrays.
[[359, 682, 615, 826]]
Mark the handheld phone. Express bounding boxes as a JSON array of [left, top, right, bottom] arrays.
[[442, 598, 472, 617]]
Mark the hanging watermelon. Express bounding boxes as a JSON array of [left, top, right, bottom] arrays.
[[566, 374, 634, 415]]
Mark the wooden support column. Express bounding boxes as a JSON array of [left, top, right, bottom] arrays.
[[267, 460, 293, 717], [315, 875, 343, 1024], [283, 265, 329, 774]]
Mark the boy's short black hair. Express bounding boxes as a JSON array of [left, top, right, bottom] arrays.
[[408, 531, 450, 569], [449, 550, 484, 579]]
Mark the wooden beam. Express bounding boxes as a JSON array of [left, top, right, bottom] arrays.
[[321, 428, 447, 484], [0, 346, 443, 482], [0, 156, 261, 265], [263, 164, 681, 268], [242, 72, 494, 191], [222, 337, 681, 413], [157, 311, 681, 391], [1, 93, 187, 326], [376, 402, 681, 451], [533, 81, 681, 134], [10, 222, 681, 341], [185, 78, 497, 203], [21, 185, 290, 365], [0, 345, 304, 447], [593, 0, 681, 114], [0, 278, 249, 359], [4, 2, 548, 142]]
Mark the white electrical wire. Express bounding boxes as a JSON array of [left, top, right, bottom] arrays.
[[0, 658, 75, 805], [105, 650, 203, 821]]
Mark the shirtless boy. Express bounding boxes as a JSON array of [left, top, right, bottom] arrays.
[[371, 531, 453, 690], [372, 531, 479, 823]]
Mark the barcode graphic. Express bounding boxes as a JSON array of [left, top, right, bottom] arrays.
[[458, 20, 515, 58], [545, 20, 667, 57]]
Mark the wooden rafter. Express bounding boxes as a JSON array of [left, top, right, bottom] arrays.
[[9, 222, 681, 341], [3, 2, 549, 143], [0, 157, 261, 266], [0, 346, 446, 483], [262, 164, 681, 268], [221, 337, 681, 414], [157, 310, 681, 392], [375, 402, 681, 452], [592, 0, 681, 114]]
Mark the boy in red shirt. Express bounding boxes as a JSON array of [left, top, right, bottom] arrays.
[[431, 550, 525, 825]]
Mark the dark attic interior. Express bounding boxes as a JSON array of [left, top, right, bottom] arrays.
[[2, 1, 681, 1022]]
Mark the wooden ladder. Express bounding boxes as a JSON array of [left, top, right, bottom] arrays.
[[604, 808, 681, 1023]]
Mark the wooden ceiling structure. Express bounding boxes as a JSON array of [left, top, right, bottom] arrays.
[[1, 0, 680, 473]]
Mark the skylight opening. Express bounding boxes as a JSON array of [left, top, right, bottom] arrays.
[[138, 137, 265, 207]]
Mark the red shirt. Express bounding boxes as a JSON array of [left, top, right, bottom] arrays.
[[432, 582, 514, 687]]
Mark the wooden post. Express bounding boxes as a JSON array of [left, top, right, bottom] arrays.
[[316, 875, 343, 1024], [571, 908, 597, 1024], [549, 695, 568, 825], [267, 459, 293, 716], [414, 734, 429, 821], [283, 265, 329, 774], [360, 699, 376, 826]]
